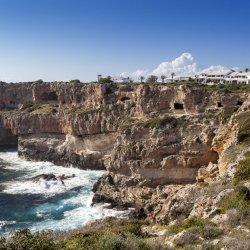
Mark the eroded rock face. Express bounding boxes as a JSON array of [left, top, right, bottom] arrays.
[[0, 82, 249, 222]]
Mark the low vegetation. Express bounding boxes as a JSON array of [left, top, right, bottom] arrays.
[[233, 152, 250, 185], [26, 104, 57, 114], [236, 111, 250, 145], [222, 106, 239, 122], [198, 82, 250, 93], [1, 229, 57, 250], [0, 218, 158, 250], [143, 116, 174, 128], [143, 82, 250, 93], [169, 217, 223, 242], [70, 79, 81, 84], [139, 115, 186, 129], [33, 79, 44, 84], [168, 217, 213, 233], [219, 185, 250, 216]]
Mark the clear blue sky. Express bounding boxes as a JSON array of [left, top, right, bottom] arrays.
[[0, 0, 249, 82]]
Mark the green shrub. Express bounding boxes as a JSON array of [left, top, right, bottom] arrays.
[[123, 220, 144, 237], [94, 234, 128, 250], [197, 181, 209, 188], [220, 187, 250, 216], [236, 111, 250, 144], [123, 117, 137, 126], [222, 106, 239, 121], [141, 116, 178, 129], [63, 232, 153, 250], [233, 152, 250, 185], [0, 236, 6, 249], [200, 225, 223, 239], [70, 79, 81, 84], [200, 83, 250, 93], [27, 104, 57, 114], [201, 243, 222, 250], [1, 219, 152, 250], [235, 185, 250, 199], [27, 104, 41, 112], [132, 238, 153, 250], [99, 77, 113, 84], [7, 229, 57, 250], [33, 79, 44, 84], [168, 217, 213, 233]]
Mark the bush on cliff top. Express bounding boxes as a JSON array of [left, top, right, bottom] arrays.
[[200, 83, 250, 93], [33, 79, 44, 84]]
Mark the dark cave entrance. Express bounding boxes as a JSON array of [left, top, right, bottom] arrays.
[[217, 102, 223, 108], [237, 101, 243, 106], [120, 97, 131, 102], [0, 128, 18, 151], [41, 91, 58, 102], [174, 103, 184, 110]]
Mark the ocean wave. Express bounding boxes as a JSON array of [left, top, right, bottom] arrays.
[[0, 152, 129, 234], [30, 203, 130, 232], [0, 220, 16, 230], [0, 152, 104, 197]]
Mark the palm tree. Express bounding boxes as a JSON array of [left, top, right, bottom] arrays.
[[171, 72, 175, 82], [245, 68, 250, 73], [97, 75, 102, 82], [161, 75, 166, 83], [140, 76, 145, 83]]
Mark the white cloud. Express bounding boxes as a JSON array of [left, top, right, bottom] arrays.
[[120, 69, 148, 79], [151, 52, 197, 77], [120, 52, 197, 80], [199, 65, 230, 74]]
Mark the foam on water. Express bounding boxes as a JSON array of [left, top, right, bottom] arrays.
[[0, 151, 128, 234], [1, 152, 100, 196]]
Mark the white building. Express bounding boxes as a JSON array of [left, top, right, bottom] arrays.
[[165, 76, 190, 83], [225, 72, 250, 84], [196, 69, 232, 84], [196, 70, 250, 84], [113, 77, 130, 83]]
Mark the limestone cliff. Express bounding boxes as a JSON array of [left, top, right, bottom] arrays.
[[0, 82, 249, 221]]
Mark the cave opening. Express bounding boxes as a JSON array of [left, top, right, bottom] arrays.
[[41, 91, 58, 102], [174, 103, 184, 110], [217, 102, 223, 108], [237, 101, 243, 106], [120, 96, 131, 102], [0, 128, 18, 150]]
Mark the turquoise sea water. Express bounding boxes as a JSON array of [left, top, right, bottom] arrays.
[[0, 151, 126, 236]]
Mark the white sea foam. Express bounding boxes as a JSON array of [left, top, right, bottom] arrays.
[[30, 204, 130, 232], [0, 152, 128, 233], [0, 221, 16, 230], [0, 152, 103, 197]]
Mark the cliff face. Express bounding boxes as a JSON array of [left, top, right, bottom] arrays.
[[0, 82, 249, 221]]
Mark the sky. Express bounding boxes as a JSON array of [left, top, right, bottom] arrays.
[[0, 0, 249, 82]]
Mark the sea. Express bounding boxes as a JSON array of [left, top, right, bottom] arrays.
[[0, 151, 127, 236]]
